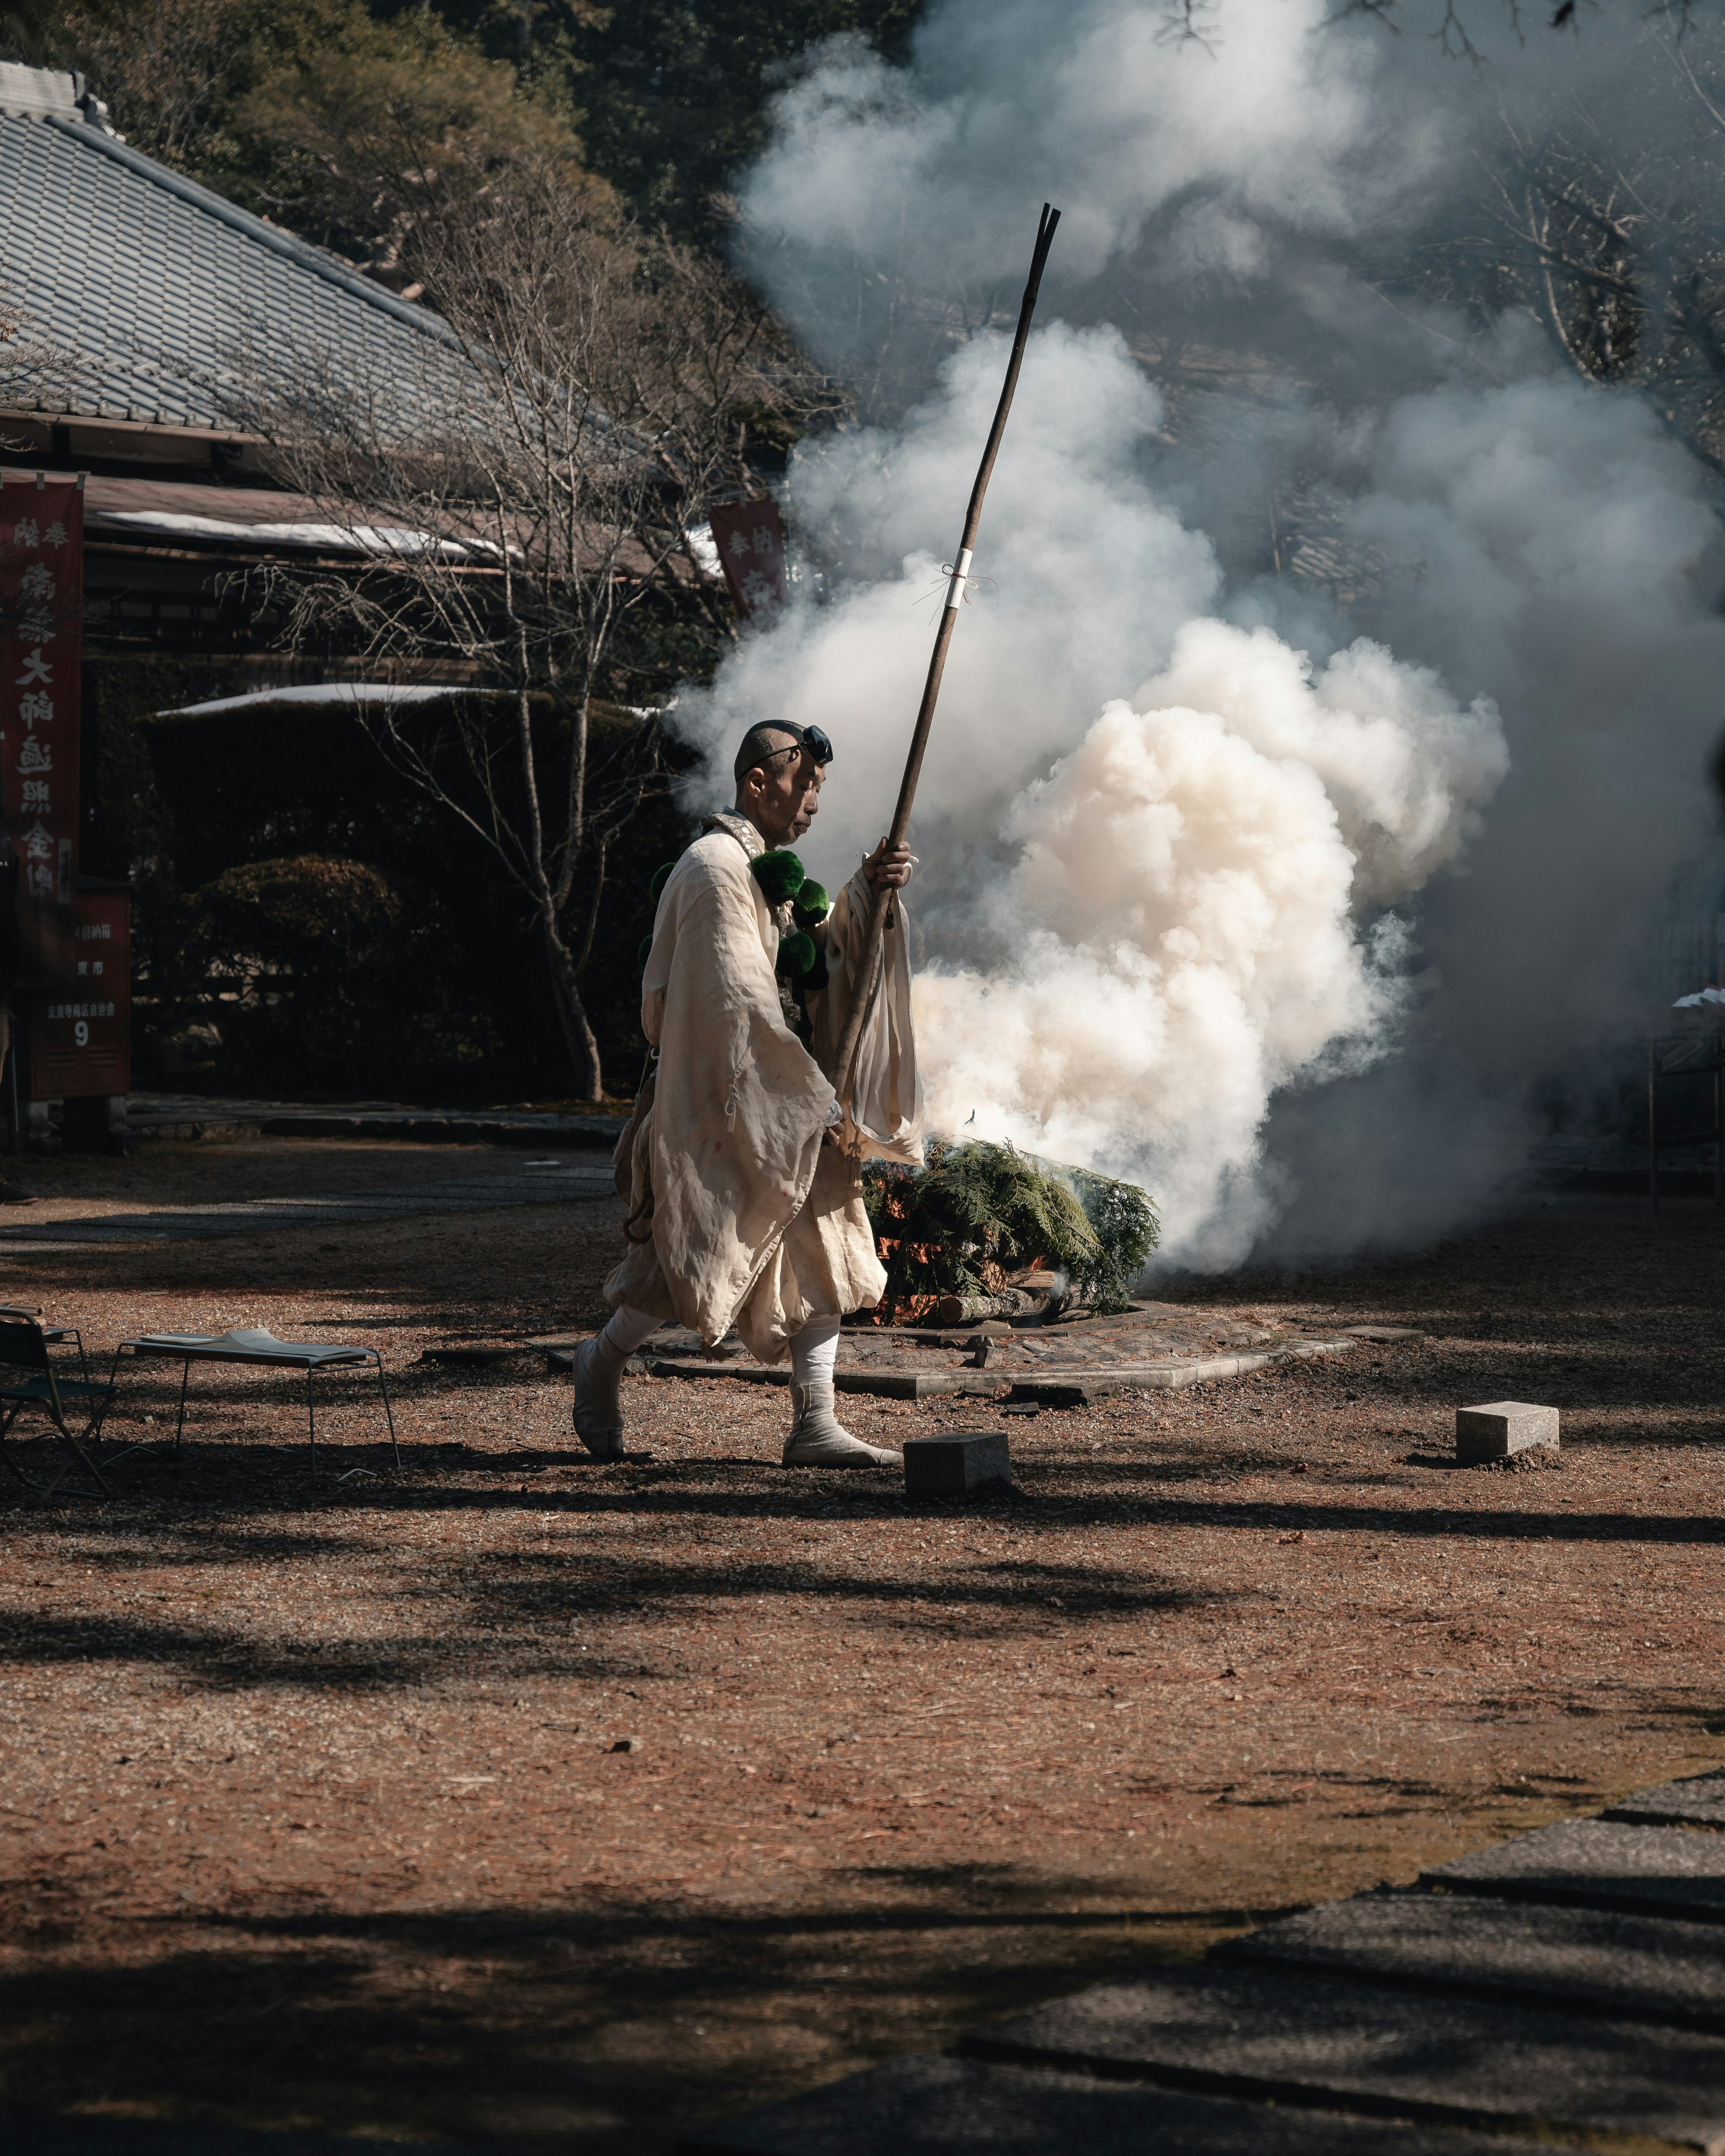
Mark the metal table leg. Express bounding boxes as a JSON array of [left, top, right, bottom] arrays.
[[373, 1354, 402, 1476], [90, 1345, 150, 1471], [173, 1359, 191, 1457]]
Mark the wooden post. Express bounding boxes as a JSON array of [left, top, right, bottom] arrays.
[[1712, 1042, 1723, 1208], [833, 203, 1061, 1127]]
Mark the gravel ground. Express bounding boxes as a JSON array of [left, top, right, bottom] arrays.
[[0, 1144, 1722, 2152]]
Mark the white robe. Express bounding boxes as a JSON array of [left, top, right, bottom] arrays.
[[604, 811, 922, 1361]]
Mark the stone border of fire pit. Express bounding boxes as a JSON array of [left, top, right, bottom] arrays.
[[637, 1334, 1359, 1405]]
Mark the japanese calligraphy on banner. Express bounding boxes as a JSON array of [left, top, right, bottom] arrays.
[[31, 888, 130, 1100], [708, 499, 787, 623], [0, 476, 83, 964]]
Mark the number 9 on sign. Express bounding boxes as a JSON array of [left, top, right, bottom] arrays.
[[74, 1021, 88, 1047]]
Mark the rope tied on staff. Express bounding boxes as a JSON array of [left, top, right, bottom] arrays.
[[833, 199, 1062, 1141], [913, 552, 996, 612]]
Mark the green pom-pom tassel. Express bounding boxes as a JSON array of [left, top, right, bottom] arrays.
[[637, 934, 654, 970], [792, 879, 830, 928], [751, 848, 805, 905], [778, 928, 817, 979], [650, 861, 677, 903]]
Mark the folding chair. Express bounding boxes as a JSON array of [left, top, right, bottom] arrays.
[[0, 1303, 95, 1388], [0, 1310, 117, 1500]]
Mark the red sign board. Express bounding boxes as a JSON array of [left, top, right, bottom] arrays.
[[0, 476, 83, 972], [709, 499, 787, 622], [31, 887, 129, 1100]]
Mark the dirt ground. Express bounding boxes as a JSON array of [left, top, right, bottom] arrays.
[[1, 1139, 1722, 2152]]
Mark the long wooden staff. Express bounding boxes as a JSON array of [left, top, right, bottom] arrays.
[[833, 201, 1061, 1127]]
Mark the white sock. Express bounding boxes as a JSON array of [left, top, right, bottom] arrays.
[[601, 1305, 661, 1358], [790, 1314, 841, 1388]]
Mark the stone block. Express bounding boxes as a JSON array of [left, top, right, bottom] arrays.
[[1455, 1399, 1559, 1461], [903, 1429, 1011, 1498]]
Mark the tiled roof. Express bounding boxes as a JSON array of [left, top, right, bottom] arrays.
[[0, 64, 452, 432]]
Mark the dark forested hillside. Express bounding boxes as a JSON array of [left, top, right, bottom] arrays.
[[13, 0, 924, 252]]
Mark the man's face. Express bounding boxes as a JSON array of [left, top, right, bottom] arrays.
[[739, 741, 824, 848]]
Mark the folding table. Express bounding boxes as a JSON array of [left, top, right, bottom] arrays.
[[115, 1326, 401, 1476]]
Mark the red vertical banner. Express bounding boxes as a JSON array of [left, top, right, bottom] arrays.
[[709, 499, 787, 623], [0, 476, 83, 966], [31, 888, 129, 1100]]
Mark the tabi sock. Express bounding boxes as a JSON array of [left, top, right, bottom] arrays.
[[601, 1305, 662, 1362], [788, 1313, 841, 1388]]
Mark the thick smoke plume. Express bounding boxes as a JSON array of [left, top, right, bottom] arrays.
[[675, 0, 1725, 1267], [911, 621, 1506, 1266]]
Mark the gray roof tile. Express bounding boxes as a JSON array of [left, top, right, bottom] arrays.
[[0, 85, 451, 432]]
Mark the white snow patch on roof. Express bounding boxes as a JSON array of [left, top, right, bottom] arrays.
[[163, 683, 465, 717], [97, 508, 465, 556]]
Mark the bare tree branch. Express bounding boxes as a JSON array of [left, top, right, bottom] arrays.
[[1407, 21, 1725, 473], [220, 166, 837, 1098]]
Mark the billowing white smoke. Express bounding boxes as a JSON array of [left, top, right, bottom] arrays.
[[912, 622, 1506, 1266], [677, 314, 1512, 1264], [738, 0, 1448, 370], [675, 0, 1725, 1265], [680, 324, 1218, 854]]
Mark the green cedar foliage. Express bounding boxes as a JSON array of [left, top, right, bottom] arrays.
[[1062, 1161, 1162, 1311], [862, 1139, 1158, 1320]]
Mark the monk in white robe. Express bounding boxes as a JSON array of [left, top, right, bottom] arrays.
[[574, 720, 922, 1467]]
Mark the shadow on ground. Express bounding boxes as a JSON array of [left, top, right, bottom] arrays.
[[0, 1882, 1252, 2155]]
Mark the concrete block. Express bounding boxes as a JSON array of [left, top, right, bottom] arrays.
[[1227, 1887, 1725, 2033], [903, 1429, 1011, 1498], [680, 2052, 1552, 2156], [965, 1962, 1725, 2151], [1455, 1398, 1559, 1461], [1420, 1818, 1725, 1919]]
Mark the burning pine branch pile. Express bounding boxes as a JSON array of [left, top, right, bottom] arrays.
[[861, 1140, 1158, 1326]]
